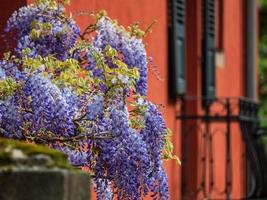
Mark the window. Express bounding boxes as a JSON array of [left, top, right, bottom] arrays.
[[168, 0, 186, 98], [202, 0, 216, 100], [215, 0, 224, 51]]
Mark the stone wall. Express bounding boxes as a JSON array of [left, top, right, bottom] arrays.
[[0, 139, 90, 200]]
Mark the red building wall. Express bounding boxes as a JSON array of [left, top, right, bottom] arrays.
[[185, 0, 249, 199], [1, 0, 257, 199], [217, 0, 245, 198], [0, 0, 27, 57]]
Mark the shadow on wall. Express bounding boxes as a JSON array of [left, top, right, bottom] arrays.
[[0, 0, 27, 57]]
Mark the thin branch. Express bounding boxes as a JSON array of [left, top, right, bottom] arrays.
[[73, 113, 87, 122], [144, 20, 157, 35], [0, 127, 10, 136], [81, 24, 97, 38], [90, 174, 112, 180], [26, 131, 113, 143], [22, 109, 34, 114]]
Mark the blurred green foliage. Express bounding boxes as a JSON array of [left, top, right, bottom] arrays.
[[259, 0, 267, 126], [259, 0, 267, 7]]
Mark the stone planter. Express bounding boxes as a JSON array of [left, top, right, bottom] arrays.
[[0, 139, 90, 200]]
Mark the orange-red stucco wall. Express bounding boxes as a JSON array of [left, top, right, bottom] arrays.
[[217, 0, 245, 198], [185, 0, 247, 199], [62, 0, 249, 199], [1, 0, 254, 199]]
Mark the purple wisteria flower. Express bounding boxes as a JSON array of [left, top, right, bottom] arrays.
[[94, 18, 148, 96], [0, 1, 173, 199], [5, 2, 80, 60]]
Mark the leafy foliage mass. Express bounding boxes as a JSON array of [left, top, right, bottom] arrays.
[[259, 0, 267, 126], [0, 0, 178, 199]]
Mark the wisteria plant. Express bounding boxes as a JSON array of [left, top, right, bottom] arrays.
[[0, 0, 179, 199]]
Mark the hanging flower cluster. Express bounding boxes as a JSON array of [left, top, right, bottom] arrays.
[[0, 0, 178, 199]]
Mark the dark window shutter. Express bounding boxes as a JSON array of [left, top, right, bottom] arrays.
[[169, 0, 186, 98], [202, 0, 216, 99]]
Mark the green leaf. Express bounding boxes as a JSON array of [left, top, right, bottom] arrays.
[[161, 128, 181, 165], [0, 78, 19, 100]]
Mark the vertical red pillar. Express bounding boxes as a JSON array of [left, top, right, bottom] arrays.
[[183, 0, 203, 199]]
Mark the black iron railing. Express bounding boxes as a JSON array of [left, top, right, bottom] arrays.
[[176, 97, 267, 199]]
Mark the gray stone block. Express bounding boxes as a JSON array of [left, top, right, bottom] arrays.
[[0, 139, 91, 200], [0, 168, 90, 200]]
